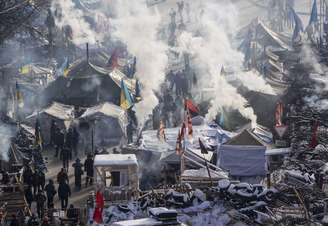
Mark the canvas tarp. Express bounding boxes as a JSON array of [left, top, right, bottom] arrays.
[[218, 145, 266, 176]]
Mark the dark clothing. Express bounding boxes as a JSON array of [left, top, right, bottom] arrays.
[[72, 128, 79, 156], [45, 183, 56, 209], [10, 219, 19, 226], [58, 182, 71, 209], [57, 171, 69, 184], [55, 130, 65, 157], [27, 216, 39, 226], [22, 167, 33, 186], [25, 187, 34, 207], [84, 158, 94, 187], [50, 121, 57, 146], [72, 162, 83, 189], [61, 147, 71, 169], [38, 171, 45, 191], [126, 122, 135, 144], [32, 172, 39, 196], [36, 193, 46, 218]]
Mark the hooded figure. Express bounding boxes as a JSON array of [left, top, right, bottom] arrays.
[[72, 158, 83, 190], [45, 179, 56, 209]]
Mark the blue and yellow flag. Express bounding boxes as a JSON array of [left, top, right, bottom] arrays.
[[120, 80, 133, 110], [15, 81, 23, 103], [63, 58, 70, 77]]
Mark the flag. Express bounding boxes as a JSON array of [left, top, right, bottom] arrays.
[[120, 80, 133, 110], [199, 138, 208, 154], [184, 99, 199, 114], [309, 0, 318, 26], [186, 109, 193, 139], [19, 64, 31, 75], [290, 7, 304, 42], [93, 190, 104, 224], [63, 58, 70, 77], [275, 101, 283, 126], [310, 120, 319, 148], [176, 123, 185, 155], [108, 48, 119, 68], [135, 79, 142, 102], [35, 116, 42, 147], [157, 120, 166, 142], [15, 81, 23, 103]]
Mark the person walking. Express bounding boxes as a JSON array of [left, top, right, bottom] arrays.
[[58, 181, 71, 209], [72, 158, 83, 190], [57, 168, 69, 184], [65, 128, 74, 159], [61, 146, 71, 170], [35, 190, 46, 218], [84, 154, 94, 187], [54, 128, 64, 158], [44, 179, 56, 209]]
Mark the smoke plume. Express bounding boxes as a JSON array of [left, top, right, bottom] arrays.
[[111, 0, 168, 124]]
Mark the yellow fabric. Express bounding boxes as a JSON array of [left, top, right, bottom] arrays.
[[19, 65, 31, 75]]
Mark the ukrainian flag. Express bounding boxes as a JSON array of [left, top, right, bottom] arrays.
[[63, 59, 70, 77], [19, 64, 31, 75], [120, 80, 133, 110], [15, 81, 23, 103]]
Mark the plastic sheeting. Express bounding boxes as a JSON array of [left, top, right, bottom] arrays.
[[218, 145, 266, 176]]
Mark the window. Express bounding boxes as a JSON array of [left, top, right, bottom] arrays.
[[111, 171, 120, 187]]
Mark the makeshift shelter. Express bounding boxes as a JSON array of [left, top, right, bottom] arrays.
[[218, 129, 267, 183], [94, 154, 139, 202], [25, 102, 74, 144], [78, 102, 127, 150], [43, 59, 136, 107]]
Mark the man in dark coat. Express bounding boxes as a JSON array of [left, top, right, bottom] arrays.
[[36, 190, 46, 218], [57, 168, 69, 184], [60, 146, 71, 170], [58, 181, 71, 209], [54, 128, 64, 157], [45, 179, 56, 209], [84, 154, 94, 187], [65, 128, 74, 159], [32, 170, 39, 196], [72, 158, 83, 190], [22, 166, 33, 187]]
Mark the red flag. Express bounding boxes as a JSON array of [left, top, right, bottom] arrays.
[[275, 101, 283, 126], [107, 48, 119, 68], [185, 99, 199, 113], [93, 191, 104, 224], [310, 121, 319, 148], [176, 123, 185, 155], [186, 110, 193, 139]]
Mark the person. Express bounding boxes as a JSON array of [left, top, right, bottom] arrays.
[[54, 128, 64, 157], [41, 216, 50, 226], [50, 120, 57, 146], [72, 127, 79, 156], [27, 213, 39, 226], [72, 158, 83, 190], [57, 168, 69, 184], [58, 181, 71, 209], [36, 190, 46, 218], [24, 186, 34, 208], [65, 128, 74, 158], [84, 154, 94, 187], [61, 146, 71, 170], [38, 170, 45, 191], [93, 184, 104, 224], [32, 170, 39, 196], [22, 166, 33, 187], [10, 214, 19, 226], [67, 204, 78, 223], [45, 179, 56, 209]]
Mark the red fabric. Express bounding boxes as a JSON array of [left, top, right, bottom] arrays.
[[275, 102, 283, 126], [93, 191, 104, 224], [310, 121, 319, 148], [108, 49, 119, 68], [184, 99, 199, 113]]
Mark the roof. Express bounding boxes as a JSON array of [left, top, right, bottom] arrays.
[[94, 154, 138, 166], [225, 129, 264, 146], [265, 147, 291, 156], [80, 102, 127, 122], [109, 68, 136, 95], [26, 102, 74, 121], [112, 217, 163, 226]]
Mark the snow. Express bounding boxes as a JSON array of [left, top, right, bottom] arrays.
[[265, 147, 290, 156], [182, 168, 228, 179], [94, 154, 138, 166]]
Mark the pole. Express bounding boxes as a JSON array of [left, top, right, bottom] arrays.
[[91, 124, 94, 155], [203, 153, 213, 187]]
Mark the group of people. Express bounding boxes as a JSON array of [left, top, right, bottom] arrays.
[[50, 121, 79, 169]]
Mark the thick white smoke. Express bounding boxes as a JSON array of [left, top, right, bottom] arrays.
[[52, 0, 101, 45], [176, 1, 272, 124], [111, 0, 168, 124]]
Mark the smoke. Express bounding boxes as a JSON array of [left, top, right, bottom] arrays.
[[81, 76, 101, 92], [110, 0, 168, 124], [52, 0, 102, 45], [0, 124, 14, 161], [176, 1, 265, 124]]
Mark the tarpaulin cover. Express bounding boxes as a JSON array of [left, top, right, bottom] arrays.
[[218, 145, 266, 176]]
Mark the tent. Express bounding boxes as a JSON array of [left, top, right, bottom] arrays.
[[25, 102, 75, 144], [218, 129, 267, 180], [78, 102, 128, 150]]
